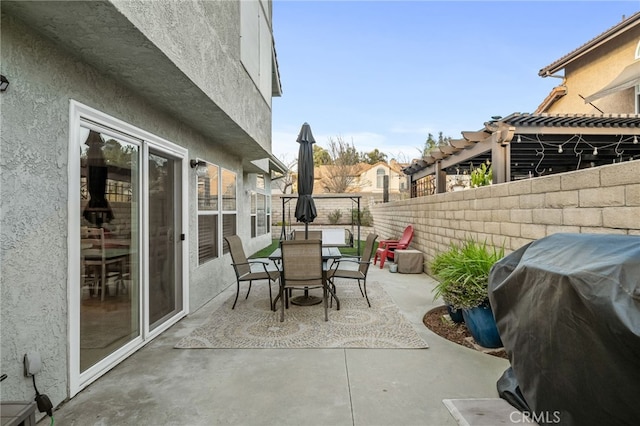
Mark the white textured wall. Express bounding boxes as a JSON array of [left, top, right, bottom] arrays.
[[112, 0, 273, 151], [0, 12, 248, 409]]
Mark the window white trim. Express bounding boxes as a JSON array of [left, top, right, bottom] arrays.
[[196, 162, 220, 264], [635, 40, 640, 59]]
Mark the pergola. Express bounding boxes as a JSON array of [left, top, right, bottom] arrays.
[[403, 113, 640, 194], [280, 194, 362, 256]]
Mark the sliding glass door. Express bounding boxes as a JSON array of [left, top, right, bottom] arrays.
[[148, 150, 183, 329], [79, 128, 140, 372], [71, 102, 187, 394]]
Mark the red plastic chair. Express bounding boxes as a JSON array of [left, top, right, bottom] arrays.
[[373, 225, 414, 269]]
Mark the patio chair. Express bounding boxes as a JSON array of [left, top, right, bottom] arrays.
[[81, 226, 127, 301], [225, 235, 280, 310], [277, 239, 328, 322], [326, 233, 378, 308], [293, 229, 322, 241], [373, 225, 414, 269]]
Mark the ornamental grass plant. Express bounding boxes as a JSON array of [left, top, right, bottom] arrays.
[[430, 238, 505, 310]]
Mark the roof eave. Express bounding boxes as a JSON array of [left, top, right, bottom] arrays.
[[539, 11, 640, 77]]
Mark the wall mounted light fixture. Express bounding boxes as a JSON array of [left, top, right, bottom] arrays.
[[190, 159, 205, 169], [190, 159, 208, 177], [0, 75, 9, 92]]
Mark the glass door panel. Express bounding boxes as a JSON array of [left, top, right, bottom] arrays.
[[79, 129, 140, 372], [148, 150, 182, 329]]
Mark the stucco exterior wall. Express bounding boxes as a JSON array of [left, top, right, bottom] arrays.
[[112, 0, 273, 151], [371, 161, 640, 272], [1, 13, 248, 409], [546, 28, 640, 114]]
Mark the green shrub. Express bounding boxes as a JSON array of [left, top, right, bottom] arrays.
[[351, 207, 373, 226], [470, 163, 492, 187], [430, 238, 504, 310], [328, 209, 342, 224]]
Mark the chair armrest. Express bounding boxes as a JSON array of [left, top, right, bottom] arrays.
[[377, 239, 400, 249], [329, 257, 369, 272], [232, 260, 271, 271], [381, 241, 401, 250]]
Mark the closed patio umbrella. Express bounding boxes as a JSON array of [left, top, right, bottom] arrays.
[[294, 122, 317, 238], [291, 123, 320, 306], [83, 130, 114, 226]]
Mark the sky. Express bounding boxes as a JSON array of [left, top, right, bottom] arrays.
[[270, 0, 640, 164]]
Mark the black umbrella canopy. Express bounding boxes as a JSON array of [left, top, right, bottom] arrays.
[[294, 123, 317, 232], [83, 130, 114, 226]]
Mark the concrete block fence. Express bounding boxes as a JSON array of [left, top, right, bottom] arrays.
[[370, 161, 640, 273]]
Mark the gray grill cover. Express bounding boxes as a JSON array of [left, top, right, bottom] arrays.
[[488, 233, 640, 426]]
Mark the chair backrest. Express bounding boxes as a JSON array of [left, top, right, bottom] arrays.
[[82, 226, 106, 259], [293, 230, 322, 241], [398, 225, 414, 248], [359, 233, 378, 274], [224, 235, 251, 277], [280, 239, 323, 286]]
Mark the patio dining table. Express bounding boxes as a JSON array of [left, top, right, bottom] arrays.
[[268, 246, 342, 306]]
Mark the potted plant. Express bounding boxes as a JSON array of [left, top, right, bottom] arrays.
[[430, 238, 505, 348], [470, 162, 493, 187]]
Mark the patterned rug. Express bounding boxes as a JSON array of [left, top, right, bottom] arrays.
[[175, 280, 429, 349]]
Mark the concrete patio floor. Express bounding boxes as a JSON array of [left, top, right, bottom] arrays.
[[50, 263, 509, 425]]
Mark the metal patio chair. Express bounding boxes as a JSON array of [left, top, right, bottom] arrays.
[[326, 233, 378, 308], [277, 239, 328, 322], [225, 235, 279, 310]]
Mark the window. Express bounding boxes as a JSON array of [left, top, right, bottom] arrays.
[[636, 85, 640, 114], [221, 168, 237, 254], [266, 194, 271, 233], [197, 163, 219, 264], [240, 0, 273, 103], [376, 168, 386, 188], [250, 174, 269, 238]]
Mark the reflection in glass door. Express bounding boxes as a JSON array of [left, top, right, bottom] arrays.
[[148, 150, 182, 329], [79, 128, 140, 372]]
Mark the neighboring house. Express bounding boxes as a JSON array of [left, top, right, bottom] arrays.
[[1, 0, 284, 412], [312, 160, 407, 194], [354, 160, 407, 194], [403, 13, 640, 196], [536, 11, 640, 114]]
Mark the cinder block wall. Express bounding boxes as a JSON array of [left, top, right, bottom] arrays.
[[371, 161, 640, 272]]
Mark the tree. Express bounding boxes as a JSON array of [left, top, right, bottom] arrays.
[[362, 148, 387, 165], [323, 136, 363, 193], [313, 144, 331, 166], [423, 133, 437, 156], [273, 155, 297, 194], [423, 132, 453, 156]]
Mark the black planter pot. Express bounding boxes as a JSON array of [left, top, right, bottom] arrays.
[[462, 304, 503, 348], [446, 305, 465, 323]]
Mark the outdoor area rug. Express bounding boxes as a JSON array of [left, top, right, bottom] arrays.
[[175, 280, 429, 349]]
